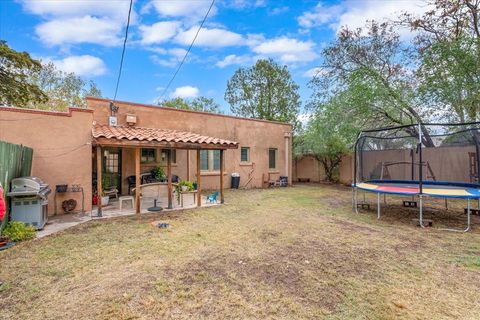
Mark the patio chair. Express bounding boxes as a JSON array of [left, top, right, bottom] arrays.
[[104, 187, 118, 198], [127, 175, 136, 195], [206, 191, 219, 204]]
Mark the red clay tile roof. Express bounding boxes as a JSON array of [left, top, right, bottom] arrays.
[[92, 124, 238, 148]]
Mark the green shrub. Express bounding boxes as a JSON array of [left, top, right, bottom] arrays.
[[2, 221, 36, 242], [175, 180, 194, 201], [151, 166, 165, 180], [178, 180, 194, 191]]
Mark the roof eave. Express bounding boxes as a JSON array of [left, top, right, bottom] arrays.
[[92, 137, 238, 150]]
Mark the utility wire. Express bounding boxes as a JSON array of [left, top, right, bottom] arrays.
[[113, 0, 133, 101], [158, 0, 216, 101]]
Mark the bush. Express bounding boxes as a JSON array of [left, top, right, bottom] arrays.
[[2, 221, 36, 242], [177, 180, 194, 191], [176, 180, 194, 201], [151, 166, 165, 181]]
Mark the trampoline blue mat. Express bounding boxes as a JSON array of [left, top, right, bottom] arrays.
[[354, 180, 480, 199]]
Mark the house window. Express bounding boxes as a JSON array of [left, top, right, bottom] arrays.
[[141, 148, 156, 163], [269, 148, 277, 170], [240, 147, 250, 163], [104, 150, 119, 173], [160, 149, 176, 164], [201, 150, 221, 172]]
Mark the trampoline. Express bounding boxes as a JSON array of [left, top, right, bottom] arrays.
[[352, 122, 480, 232]]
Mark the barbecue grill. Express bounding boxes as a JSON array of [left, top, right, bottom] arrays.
[[7, 177, 51, 230]]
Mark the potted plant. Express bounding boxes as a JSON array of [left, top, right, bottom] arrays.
[[100, 175, 112, 206], [151, 166, 165, 182], [175, 180, 194, 202], [100, 191, 110, 206], [0, 235, 9, 248]]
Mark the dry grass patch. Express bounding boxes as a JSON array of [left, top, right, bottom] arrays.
[[1, 185, 480, 319]]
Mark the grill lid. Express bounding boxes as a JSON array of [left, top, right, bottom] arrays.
[[7, 176, 51, 199]]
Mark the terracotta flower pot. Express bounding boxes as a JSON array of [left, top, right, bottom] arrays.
[[0, 236, 9, 247]]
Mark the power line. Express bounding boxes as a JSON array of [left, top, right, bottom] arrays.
[[113, 0, 133, 101], [158, 0, 216, 101]]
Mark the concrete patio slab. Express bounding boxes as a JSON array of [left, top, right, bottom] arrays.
[[36, 194, 218, 238]]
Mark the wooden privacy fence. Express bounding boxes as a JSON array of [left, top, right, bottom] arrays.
[[0, 141, 33, 230]]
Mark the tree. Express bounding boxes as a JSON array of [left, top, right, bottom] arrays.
[[159, 96, 222, 113], [417, 37, 480, 122], [225, 59, 301, 129], [28, 62, 102, 111], [298, 97, 360, 182], [308, 21, 435, 146], [400, 0, 480, 122], [0, 41, 47, 106]]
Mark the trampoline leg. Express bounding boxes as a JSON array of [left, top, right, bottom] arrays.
[[419, 195, 425, 228], [467, 199, 471, 232], [354, 187, 360, 214], [445, 198, 448, 210], [352, 187, 356, 212], [377, 193, 381, 219], [384, 193, 387, 204], [439, 198, 472, 233]]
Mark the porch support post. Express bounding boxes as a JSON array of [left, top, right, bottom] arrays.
[[167, 149, 173, 209], [135, 147, 141, 214], [220, 149, 224, 204], [197, 149, 201, 207], [186, 150, 190, 181], [96, 146, 103, 217]]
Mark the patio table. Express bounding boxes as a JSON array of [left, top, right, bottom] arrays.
[[178, 190, 197, 208]]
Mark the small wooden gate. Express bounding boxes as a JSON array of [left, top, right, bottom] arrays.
[[0, 141, 33, 230]]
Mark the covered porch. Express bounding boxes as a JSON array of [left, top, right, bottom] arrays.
[[92, 124, 238, 216]]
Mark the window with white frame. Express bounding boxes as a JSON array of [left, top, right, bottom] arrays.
[[268, 148, 277, 170], [240, 147, 250, 163], [160, 149, 176, 164], [200, 150, 221, 172]]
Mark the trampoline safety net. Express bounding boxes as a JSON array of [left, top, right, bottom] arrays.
[[354, 122, 480, 192]]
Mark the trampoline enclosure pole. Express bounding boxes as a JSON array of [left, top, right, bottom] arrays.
[[418, 124, 424, 228], [418, 123, 423, 195]]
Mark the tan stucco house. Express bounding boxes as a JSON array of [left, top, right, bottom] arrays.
[[0, 97, 292, 215]]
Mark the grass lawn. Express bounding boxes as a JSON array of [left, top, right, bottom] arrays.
[[1, 184, 480, 319]]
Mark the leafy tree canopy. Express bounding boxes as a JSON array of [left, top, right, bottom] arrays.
[[302, 0, 480, 180], [159, 96, 223, 113], [0, 40, 47, 106], [297, 96, 361, 182], [28, 62, 102, 111], [225, 59, 301, 130]]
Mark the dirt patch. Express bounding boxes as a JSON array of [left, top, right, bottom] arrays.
[[165, 238, 383, 315], [319, 194, 351, 208]]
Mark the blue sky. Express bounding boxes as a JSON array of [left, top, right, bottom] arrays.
[[0, 0, 429, 114]]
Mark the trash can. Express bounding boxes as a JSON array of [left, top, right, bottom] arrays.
[[279, 176, 288, 187], [231, 173, 240, 189]]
